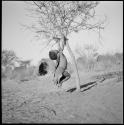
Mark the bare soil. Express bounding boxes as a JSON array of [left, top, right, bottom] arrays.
[[2, 70, 123, 123]]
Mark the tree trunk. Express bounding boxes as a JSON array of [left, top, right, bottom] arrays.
[[65, 40, 81, 91]]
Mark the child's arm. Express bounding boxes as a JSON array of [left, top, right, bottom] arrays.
[[52, 53, 60, 82]]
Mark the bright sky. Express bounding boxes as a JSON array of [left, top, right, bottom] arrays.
[[2, 1, 123, 65]]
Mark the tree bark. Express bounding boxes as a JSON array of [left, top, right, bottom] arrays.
[[65, 40, 81, 91]]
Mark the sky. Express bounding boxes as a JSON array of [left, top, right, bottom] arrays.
[[2, 1, 123, 65]]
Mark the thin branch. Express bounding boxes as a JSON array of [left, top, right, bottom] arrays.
[[33, 1, 41, 10], [25, 1, 106, 41]]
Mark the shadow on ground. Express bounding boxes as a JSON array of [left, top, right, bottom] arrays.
[[67, 81, 97, 93], [66, 70, 122, 93]]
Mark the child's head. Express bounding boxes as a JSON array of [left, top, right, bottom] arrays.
[[38, 59, 49, 76], [49, 50, 59, 60]]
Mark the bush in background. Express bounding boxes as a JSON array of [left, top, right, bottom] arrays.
[[77, 52, 123, 72], [75, 44, 123, 72], [75, 44, 98, 71]]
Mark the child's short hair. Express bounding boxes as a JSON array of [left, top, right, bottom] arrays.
[[49, 50, 59, 60], [38, 61, 48, 76]]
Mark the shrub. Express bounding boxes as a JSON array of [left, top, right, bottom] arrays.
[[76, 44, 99, 71], [10, 65, 37, 81]]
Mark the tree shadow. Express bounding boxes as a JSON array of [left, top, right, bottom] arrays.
[[66, 81, 97, 93]]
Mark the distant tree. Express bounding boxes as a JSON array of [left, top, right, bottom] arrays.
[[76, 44, 99, 71], [2, 50, 19, 70], [17, 60, 31, 68], [25, 1, 105, 91], [84, 44, 99, 61], [114, 52, 123, 64], [2, 50, 19, 78]]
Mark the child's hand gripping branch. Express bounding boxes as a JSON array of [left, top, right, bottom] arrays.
[[49, 50, 70, 87]]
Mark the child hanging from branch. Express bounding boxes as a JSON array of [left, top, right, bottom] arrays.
[[49, 37, 70, 87]]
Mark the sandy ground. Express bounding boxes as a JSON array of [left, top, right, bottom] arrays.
[[2, 70, 123, 123]]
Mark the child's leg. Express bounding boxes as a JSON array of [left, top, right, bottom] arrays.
[[57, 71, 71, 87], [53, 67, 65, 85]]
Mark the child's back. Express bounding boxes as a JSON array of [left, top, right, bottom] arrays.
[[57, 51, 67, 70]]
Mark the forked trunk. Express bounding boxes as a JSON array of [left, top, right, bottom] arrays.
[[65, 40, 80, 91]]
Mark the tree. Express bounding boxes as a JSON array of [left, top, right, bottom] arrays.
[[25, 1, 105, 91], [76, 44, 99, 71], [2, 49, 18, 70], [17, 60, 31, 68], [2, 50, 19, 78]]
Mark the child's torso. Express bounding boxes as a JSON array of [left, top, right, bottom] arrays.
[[57, 52, 67, 70]]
